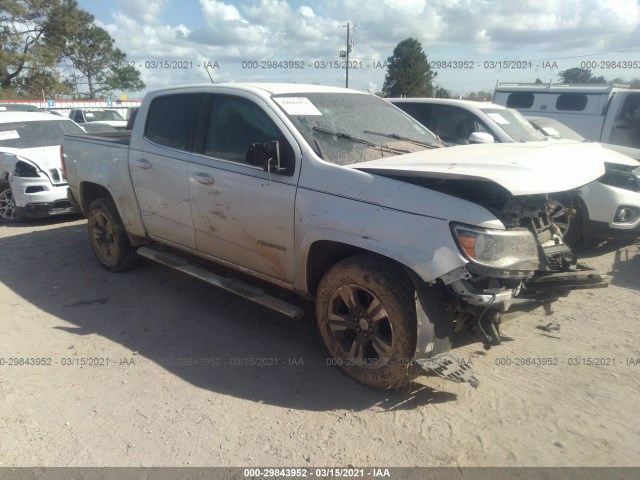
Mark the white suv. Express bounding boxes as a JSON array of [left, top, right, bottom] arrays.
[[0, 112, 85, 222]]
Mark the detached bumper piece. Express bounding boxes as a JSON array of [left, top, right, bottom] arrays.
[[414, 354, 479, 389], [524, 264, 608, 293]]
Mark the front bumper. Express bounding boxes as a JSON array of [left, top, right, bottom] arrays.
[[450, 264, 608, 314], [579, 182, 640, 240], [583, 219, 640, 241], [16, 200, 77, 219], [9, 176, 77, 219]]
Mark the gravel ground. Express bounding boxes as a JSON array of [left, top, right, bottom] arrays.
[[0, 216, 639, 468]]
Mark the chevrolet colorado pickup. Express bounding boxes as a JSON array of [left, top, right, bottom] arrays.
[[63, 84, 608, 389]]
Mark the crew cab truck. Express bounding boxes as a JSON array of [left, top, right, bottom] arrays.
[[63, 84, 608, 390], [493, 82, 640, 150]]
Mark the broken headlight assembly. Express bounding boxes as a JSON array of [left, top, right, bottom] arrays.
[[451, 223, 541, 275], [13, 159, 40, 178]]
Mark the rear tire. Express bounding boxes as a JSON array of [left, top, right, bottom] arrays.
[[315, 255, 418, 390], [87, 197, 141, 272]]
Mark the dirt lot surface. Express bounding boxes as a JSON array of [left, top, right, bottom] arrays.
[[1, 215, 639, 468]]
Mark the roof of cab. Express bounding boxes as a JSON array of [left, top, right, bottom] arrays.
[[389, 98, 507, 109], [145, 83, 368, 98]]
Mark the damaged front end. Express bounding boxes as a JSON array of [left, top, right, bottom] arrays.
[[444, 191, 607, 348]]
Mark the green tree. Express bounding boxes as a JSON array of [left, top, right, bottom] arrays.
[[558, 67, 606, 84], [463, 90, 492, 101], [382, 38, 436, 97], [47, 0, 144, 99], [0, 0, 62, 90], [434, 87, 450, 98], [1, 0, 143, 98]]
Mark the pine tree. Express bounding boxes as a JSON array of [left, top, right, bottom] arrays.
[[382, 38, 436, 98]]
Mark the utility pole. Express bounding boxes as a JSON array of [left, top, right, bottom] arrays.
[[340, 23, 354, 88]]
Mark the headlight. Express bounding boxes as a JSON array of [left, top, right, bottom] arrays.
[[14, 160, 40, 178], [451, 223, 540, 272]]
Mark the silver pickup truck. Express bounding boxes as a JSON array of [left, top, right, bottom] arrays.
[[63, 83, 608, 390]]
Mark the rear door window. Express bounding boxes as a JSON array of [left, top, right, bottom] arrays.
[[145, 94, 201, 151]]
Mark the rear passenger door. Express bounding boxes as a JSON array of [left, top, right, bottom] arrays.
[[129, 94, 203, 249], [188, 94, 299, 283]]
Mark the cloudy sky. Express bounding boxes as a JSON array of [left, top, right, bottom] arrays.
[[77, 0, 640, 97]]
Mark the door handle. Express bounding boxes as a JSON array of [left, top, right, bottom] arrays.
[[135, 159, 151, 169], [192, 172, 215, 185]]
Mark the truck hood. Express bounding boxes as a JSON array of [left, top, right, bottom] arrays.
[[349, 142, 607, 196]]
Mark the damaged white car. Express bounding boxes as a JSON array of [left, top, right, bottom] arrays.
[[0, 112, 84, 222]]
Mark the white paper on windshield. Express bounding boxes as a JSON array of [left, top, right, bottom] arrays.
[[85, 112, 94, 118], [0, 107, 6, 111], [487, 113, 510, 125], [274, 97, 322, 115], [0, 130, 19, 141], [541, 127, 561, 137]]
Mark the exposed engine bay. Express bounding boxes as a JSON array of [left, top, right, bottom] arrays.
[[386, 175, 609, 348]]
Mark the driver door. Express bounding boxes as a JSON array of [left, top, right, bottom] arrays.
[[188, 94, 299, 283]]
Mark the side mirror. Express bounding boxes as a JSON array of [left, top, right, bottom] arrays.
[[246, 141, 285, 173], [469, 132, 495, 144]]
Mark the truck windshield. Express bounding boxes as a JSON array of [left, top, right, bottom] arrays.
[[273, 93, 441, 165], [0, 120, 85, 148], [480, 108, 546, 142]]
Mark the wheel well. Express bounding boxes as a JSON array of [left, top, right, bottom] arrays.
[[80, 182, 112, 215], [305, 241, 414, 298]]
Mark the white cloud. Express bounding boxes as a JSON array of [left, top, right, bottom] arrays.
[[114, 0, 168, 25], [84, 0, 640, 95], [189, 0, 268, 52], [298, 6, 314, 18]]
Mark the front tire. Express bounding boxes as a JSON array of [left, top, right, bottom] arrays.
[[547, 193, 584, 247], [0, 180, 21, 223], [315, 255, 418, 390], [87, 197, 141, 272]]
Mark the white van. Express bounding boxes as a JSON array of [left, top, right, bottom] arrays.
[[493, 83, 640, 150]]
